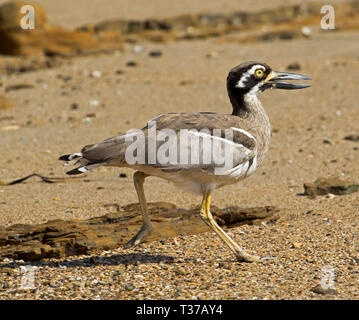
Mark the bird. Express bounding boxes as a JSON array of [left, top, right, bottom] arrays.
[[59, 61, 311, 262]]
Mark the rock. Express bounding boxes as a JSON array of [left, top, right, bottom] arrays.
[[206, 51, 218, 59], [287, 62, 301, 70], [310, 284, 337, 295], [5, 83, 34, 92], [132, 45, 143, 53], [90, 70, 102, 78], [0, 2, 123, 56], [303, 177, 359, 198], [173, 266, 187, 275], [126, 61, 137, 67], [301, 26, 312, 37], [0, 202, 279, 261], [0, 56, 63, 75], [0, 124, 19, 130], [124, 283, 135, 291], [0, 25, 124, 56], [77, 2, 330, 44], [344, 134, 359, 142], [0, 1, 47, 31], [148, 50, 162, 57], [291, 242, 303, 249], [322, 138, 333, 145], [89, 100, 100, 107]]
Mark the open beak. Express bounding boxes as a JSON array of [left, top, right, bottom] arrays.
[[265, 71, 312, 90]]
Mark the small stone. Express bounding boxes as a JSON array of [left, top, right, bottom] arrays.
[[304, 177, 359, 198], [132, 45, 143, 53], [206, 51, 218, 59], [323, 138, 333, 145], [173, 266, 187, 275], [90, 71, 102, 78], [291, 242, 303, 249], [287, 62, 301, 70], [149, 50, 162, 57], [344, 134, 359, 142], [89, 100, 100, 107], [124, 283, 135, 291], [301, 26, 311, 37], [1, 125, 20, 131], [126, 61, 137, 67], [70, 103, 79, 110]]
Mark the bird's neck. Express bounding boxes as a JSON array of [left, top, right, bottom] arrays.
[[229, 90, 271, 164], [229, 90, 265, 120]]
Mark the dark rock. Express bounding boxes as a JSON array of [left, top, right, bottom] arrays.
[[149, 50, 162, 57], [287, 62, 301, 70], [126, 61, 137, 67], [5, 84, 34, 92], [0, 202, 279, 261], [303, 177, 359, 198], [344, 134, 359, 142]]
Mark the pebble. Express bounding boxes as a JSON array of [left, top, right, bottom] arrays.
[[287, 62, 301, 70], [301, 26, 311, 37], [132, 45, 143, 54], [90, 71, 102, 78], [124, 283, 135, 291], [126, 61, 137, 67], [206, 51, 218, 59], [89, 100, 100, 107], [149, 50, 162, 57]]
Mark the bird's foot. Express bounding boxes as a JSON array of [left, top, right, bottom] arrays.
[[235, 252, 261, 263], [124, 224, 153, 249]]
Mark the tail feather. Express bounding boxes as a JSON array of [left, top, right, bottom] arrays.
[[66, 162, 103, 175], [66, 167, 88, 175], [58, 153, 82, 161]]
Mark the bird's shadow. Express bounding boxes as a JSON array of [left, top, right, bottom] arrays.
[[0, 253, 176, 270]]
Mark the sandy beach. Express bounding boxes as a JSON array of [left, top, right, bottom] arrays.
[[0, 0, 358, 299]]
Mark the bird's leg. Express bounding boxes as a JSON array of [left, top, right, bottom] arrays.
[[124, 171, 153, 248], [199, 192, 260, 263]]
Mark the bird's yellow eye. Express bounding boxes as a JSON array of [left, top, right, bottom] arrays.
[[254, 68, 264, 78]]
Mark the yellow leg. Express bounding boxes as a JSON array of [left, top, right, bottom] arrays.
[[124, 171, 153, 248], [200, 192, 260, 262]]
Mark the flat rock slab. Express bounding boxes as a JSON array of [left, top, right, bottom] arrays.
[[303, 177, 359, 199], [0, 202, 279, 261]]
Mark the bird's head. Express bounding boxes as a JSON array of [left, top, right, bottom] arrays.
[[227, 61, 311, 96]]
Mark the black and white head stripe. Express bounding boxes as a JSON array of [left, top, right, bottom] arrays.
[[227, 61, 272, 95], [235, 64, 266, 89]]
